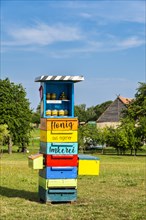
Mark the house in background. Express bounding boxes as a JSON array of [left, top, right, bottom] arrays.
[[96, 96, 133, 128]]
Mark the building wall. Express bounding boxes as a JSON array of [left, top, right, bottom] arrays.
[[96, 122, 121, 129]]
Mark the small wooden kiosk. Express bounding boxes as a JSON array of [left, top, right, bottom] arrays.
[[28, 75, 100, 203]]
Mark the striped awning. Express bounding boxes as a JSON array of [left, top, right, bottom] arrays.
[[35, 75, 84, 82]]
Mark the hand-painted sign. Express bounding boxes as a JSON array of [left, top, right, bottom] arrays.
[[40, 118, 78, 131]]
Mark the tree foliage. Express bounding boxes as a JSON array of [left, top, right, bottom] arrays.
[[32, 103, 41, 127], [98, 127, 109, 154], [77, 82, 146, 155], [106, 126, 129, 155], [75, 100, 112, 122], [0, 124, 9, 145], [74, 104, 87, 122], [78, 124, 99, 151], [0, 124, 10, 154], [120, 82, 146, 154], [0, 78, 32, 153]]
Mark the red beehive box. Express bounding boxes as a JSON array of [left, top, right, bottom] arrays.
[[44, 155, 78, 167]]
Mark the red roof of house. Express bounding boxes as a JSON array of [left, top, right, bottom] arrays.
[[118, 96, 133, 105]]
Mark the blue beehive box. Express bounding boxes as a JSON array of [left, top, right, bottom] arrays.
[[39, 186, 77, 202], [39, 167, 78, 179]]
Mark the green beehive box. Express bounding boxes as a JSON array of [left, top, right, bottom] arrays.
[[28, 153, 43, 170]]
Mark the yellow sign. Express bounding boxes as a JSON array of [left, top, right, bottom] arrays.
[[40, 130, 78, 142]]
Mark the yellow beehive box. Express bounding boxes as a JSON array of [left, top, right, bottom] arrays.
[[39, 176, 77, 190], [40, 130, 77, 143], [78, 154, 100, 175], [28, 153, 43, 170], [40, 118, 78, 131]]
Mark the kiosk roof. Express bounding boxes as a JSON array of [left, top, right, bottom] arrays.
[[35, 75, 84, 82]]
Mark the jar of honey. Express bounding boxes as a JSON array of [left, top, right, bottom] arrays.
[[64, 110, 68, 116], [51, 93, 56, 100], [46, 110, 51, 116], [46, 93, 51, 100], [52, 109, 58, 116], [59, 110, 65, 116]]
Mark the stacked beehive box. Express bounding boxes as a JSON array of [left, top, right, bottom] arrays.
[[28, 75, 100, 203], [36, 76, 84, 203], [39, 118, 79, 202]]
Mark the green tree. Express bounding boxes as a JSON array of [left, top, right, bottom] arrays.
[[120, 119, 143, 156], [75, 104, 87, 122], [32, 103, 41, 127], [123, 83, 146, 119], [121, 82, 146, 155], [106, 127, 128, 155], [133, 82, 146, 144], [98, 127, 109, 154], [86, 106, 97, 122], [0, 124, 9, 154], [0, 78, 32, 153], [78, 124, 99, 152]]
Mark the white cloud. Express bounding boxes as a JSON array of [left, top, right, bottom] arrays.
[[72, 1, 145, 24], [99, 1, 145, 24], [2, 22, 82, 46], [42, 35, 145, 58], [2, 12, 145, 56], [117, 37, 145, 49], [79, 12, 92, 19], [2, 27, 145, 56]]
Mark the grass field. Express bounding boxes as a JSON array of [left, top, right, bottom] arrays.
[[0, 144, 145, 220], [0, 129, 146, 220]]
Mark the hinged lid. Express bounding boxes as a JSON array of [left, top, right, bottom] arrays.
[[28, 153, 43, 160], [78, 154, 100, 160]]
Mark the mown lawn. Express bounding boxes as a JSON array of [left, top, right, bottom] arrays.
[[0, 149, 145, 220]]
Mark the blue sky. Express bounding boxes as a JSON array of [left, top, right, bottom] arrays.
[[1, 0, 145, 110]]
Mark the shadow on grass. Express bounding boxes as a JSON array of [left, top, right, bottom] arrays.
[[0, 186, 38, 202]]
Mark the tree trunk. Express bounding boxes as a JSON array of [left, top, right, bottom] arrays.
[[8, 136, 12, 154], [130, 149, 133, 156], [21, 142, 27, 153], [123, 149, 125, 155], [120, 148, 123, 155], [21, 147, 27, 153], [101, 145, 104, 155], [134, 149, 137, 156]]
